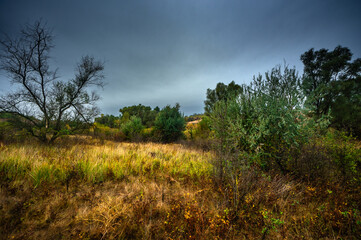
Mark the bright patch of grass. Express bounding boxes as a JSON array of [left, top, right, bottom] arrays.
[[0, 140, 213, 187]]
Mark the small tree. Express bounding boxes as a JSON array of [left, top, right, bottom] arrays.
[[154, 103, 185, 143], [0, 21, 104, 143]]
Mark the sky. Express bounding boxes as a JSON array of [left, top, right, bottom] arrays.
[[0, 0, 361, 116]]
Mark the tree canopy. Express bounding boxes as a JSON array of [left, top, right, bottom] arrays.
[[301, 46, 361, 136], [204, 81, 243, 115]]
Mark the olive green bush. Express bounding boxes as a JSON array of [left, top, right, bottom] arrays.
[[154, 104, 185, 143], [210, 65, 307, 173], [121, 116, 145, 141]]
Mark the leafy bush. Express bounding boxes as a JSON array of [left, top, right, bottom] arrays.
[[292, 129, 361, 185], [121, 116, 145, 141], [93, 122, 125, 141], [210, 65, 306, 173], [0, 121, 12, 143], [194, 116, 212, 139], [140, 127, 154, 141], [323, 130, 361, 183], [184, 117, 212, 140], [154, 104, 185, 143], [0, 120, 32, 143]]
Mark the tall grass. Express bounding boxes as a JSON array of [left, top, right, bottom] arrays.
[[1, 138, 360, 239], [0, 139, 213, 187]]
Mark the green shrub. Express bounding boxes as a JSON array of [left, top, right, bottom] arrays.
[[323, 130, 361, 183], [293, 129, 361, 185], [0, 121, 12, 143], [154, 104, 185, 143], [193, 117, 212, 139], [93, 122, 125, 141], [121, 116, 145, 141], [210, 65, 306, 172], [141, 127, 154, 141]]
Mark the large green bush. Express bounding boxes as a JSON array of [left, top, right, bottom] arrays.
[[210, 65, 307, 172], [121, 116, 144, 141], [154, 104, 185, 143]]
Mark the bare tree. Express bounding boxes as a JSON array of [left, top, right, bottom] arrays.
[[0, 21, 104, 143]]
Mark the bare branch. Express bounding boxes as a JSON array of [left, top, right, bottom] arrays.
[[0, 21, 105, 143]]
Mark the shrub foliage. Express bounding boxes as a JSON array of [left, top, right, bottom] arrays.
[[154, 104, 185, 143]]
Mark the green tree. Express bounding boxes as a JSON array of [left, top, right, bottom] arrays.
[[154, 104, 185, 143], [0, 21, 104, 143], [204, 81, 243, 115], [301, 46, 361, 136]]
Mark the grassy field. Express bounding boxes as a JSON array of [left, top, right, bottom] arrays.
[[0, 137, 360, 239]]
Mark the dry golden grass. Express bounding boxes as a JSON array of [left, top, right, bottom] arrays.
[[0, 138, 213, 186], [0, 137, 360, 239]]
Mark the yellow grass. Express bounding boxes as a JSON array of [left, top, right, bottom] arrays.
[[0, 137, 360, 239], [0, 139, 213, 186]]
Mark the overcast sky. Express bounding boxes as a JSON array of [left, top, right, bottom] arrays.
[[1, 0, 360, 116]]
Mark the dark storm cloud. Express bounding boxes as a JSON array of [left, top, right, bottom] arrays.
[[1, 0, 361, 115]]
